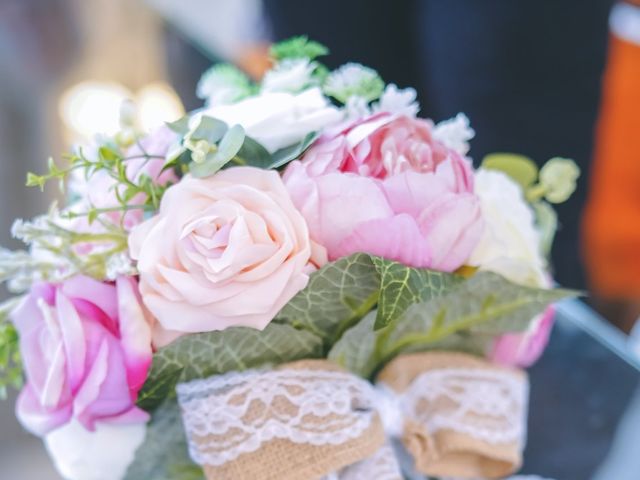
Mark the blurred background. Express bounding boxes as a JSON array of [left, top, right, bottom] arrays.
[[1, 0, 640, 478]]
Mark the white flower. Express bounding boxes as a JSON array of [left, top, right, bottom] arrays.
[[373, 84, 419, 117], [44, 419, 146, 480], [468, 169, 549, 288], [105, 251, 137, 280], [324, 63, 384, 103], [433, 113, 475, 155], [261, 58, 316, 93], [345, 95, 372, 120], [197, 64, 254, 107], [197, 87, 344, 152]]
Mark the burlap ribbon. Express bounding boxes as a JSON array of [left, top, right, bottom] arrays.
[[177, 352, 528, 480]]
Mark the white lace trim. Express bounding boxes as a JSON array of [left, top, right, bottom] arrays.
[[177, 368, 376, 466], [177, 365, 528, 468], [322, 442, 403, 480], [396, 367, 529, 445]]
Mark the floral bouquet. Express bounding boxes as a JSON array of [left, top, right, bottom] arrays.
[[0, 37, 579, 480]]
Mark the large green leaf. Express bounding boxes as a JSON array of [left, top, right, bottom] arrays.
[[381, 271, 576, 361], [143, 323, 322, 405], [327, 311, 378, 377], [274, 253, 380, 344], [136, 367, 183, 412], [371, 256, 463, 330], [125, 401, 204, 480], [329, 271, 576, 378]]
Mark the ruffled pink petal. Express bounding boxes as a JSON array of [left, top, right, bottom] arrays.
[[335, 214, 432, 268], [16, 384, 72, 436], [115, 276, 153, 391]]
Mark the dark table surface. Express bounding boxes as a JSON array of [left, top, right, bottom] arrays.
[[523, 300, 640, 480]]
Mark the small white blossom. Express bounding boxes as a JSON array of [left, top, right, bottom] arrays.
[[373, 84, 419, 117], [345, 95, 372, 120], [433, 113, 475, 155], [324, 63, 385, 103], [105, 252, 137, 280], [261, 59, 316, 93], [197, 64, 254, 107]]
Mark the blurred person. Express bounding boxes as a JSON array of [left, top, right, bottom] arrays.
[[584, 0, 640, 334], [264, 0, 612, 290]]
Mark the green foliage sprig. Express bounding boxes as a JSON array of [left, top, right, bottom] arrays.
[[0, 297, 23, 399]]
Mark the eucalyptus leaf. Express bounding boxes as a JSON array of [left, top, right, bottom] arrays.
[[234, 135, 272, 168], [125, 401, 204, 480], [371, 256, 463, 330], [274, 253, 380, 345], [166, 115, 191, 136], [190, 125, 246, 178], [482, 153, 539, 189], [189, 116, 228, 144], [269, 132, 319, 169], [145, 323, 322, 394]]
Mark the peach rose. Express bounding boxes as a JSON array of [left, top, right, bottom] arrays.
[[129, 167, 320, 346]]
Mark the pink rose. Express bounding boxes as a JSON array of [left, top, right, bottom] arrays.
[[129, 167, 322, 347], [13, 276, 153, 436], [283, 113, 483, 271], [490, 306, 555, 367], [72, 125, 179, 231]]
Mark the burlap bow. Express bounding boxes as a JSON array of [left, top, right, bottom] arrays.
[[176, 352, 528, 480]]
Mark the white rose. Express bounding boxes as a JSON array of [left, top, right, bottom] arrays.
[[261, 59, 316, 93], [197, 87, 343, 152], [468, 169, 549, 288], [44, 420, 146, 480]]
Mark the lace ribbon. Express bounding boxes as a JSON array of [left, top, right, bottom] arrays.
[[177, 353, 529, 480]]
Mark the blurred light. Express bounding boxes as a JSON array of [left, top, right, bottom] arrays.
[[59, 81, 131, 138], [59, 81, 184, 142], [136, 82, 184, 132]]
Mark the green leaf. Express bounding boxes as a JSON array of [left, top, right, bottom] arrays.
[[136, 367, 184, 412], [190, 125, 246, 178], [269, 132, 318, 169], [482, 153, 539, 189], [270, 36, 329, 61], [274, 253, 380, 345], [234, 135, 272, 169], [25, 172, 45, 190], [166, 115, 191, 136], [329, 271, 577, 378], [145, 323, 322, 396], [189, 116, 228, 144], [98, 146, 120, 163], [381, 272, 578, 362], [125, 401, 204, 480], [328, 311, 378, 377], [371, 256, 463, 330]]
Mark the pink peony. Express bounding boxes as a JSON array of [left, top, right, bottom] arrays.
[[129, 167, 323, 347], [13, 275, 153, 436], [283, 113, 483, 271], [490, 306, 555, 368]]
